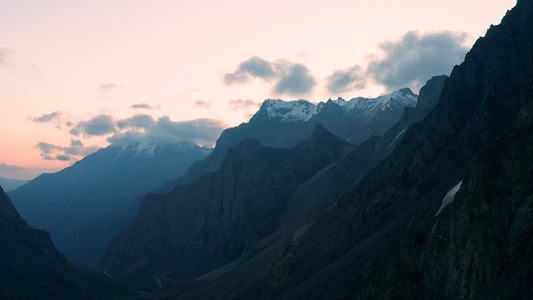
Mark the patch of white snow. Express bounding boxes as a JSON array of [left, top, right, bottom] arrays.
[[435, 181, 463, 216], [386, 128, 407, 149]]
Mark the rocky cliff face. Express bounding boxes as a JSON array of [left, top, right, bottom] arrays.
[[0, 185, 133, 299], [339, 1, 533, 298], [100, 124, 355, 289]]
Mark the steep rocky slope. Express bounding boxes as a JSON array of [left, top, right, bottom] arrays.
[[0, 185, 133, 299], [261, 1, 533, 298], [140, 1, 532, 299], [100, 125, 355, 289]]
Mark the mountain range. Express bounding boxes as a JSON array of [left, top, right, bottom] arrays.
[[100, 0, 533, 298], [9, 142, 212, 267], [0, 177, 30, 193], [1, 1, 531, 299], [177, 88, 418, 185]]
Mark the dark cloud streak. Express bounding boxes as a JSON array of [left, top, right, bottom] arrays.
[[31, 111, 61, 123], [130, 103, 160, 110]]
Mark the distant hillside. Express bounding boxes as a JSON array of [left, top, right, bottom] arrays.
[[9, 142, 211, 267], [0, 177, 30, 192], [0, 185, 134, 299]]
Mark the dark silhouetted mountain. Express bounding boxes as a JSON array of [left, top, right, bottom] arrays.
[[0, 185, 134, 299], [9, 142, 211, 267], [105, 1, 532, 298], [178, 89, 417, 185], [99, 124, 355, 290], [237, 1, 531, 298], [0, 177, 30, 192]]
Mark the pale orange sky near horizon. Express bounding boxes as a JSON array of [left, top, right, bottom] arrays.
[[0, 0, 517, 179]]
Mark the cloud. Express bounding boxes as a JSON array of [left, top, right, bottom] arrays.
[[0, 48, 11, 67], [0, 163, 25, 171], [70, 139, 83, 147], [325, 65, 366, 93], [224, 57, 317, 96], [366, 31, 469, 91], [130, 103, 160, 110], [116, 114, 156, 130], [70, 114, 117, 136], [274, 64, 316, 95], [37, 142, 62, 154], [107, 117, 227, 147], [96, 83, 120, 93], [193, 100, 211, 109], [228, 99, 261, 111], [30, 111, 61, 123], [36, 141, 99, 162], [224, 56, 277, 85]]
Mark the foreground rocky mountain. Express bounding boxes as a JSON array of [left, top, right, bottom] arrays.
[[99, 0, 532, 298], [179, 88, 417, 184], [9, 142, 211, 267], [100, 124, 355, 289], [0, 185, 133, 299]]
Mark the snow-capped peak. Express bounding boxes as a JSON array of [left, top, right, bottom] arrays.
[[342, 88, 417, 119], [260, 99, 318, 122], [253, 88, 417, 123]]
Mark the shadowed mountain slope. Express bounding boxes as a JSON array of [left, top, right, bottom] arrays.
[[0, 185, 134, 300], [9, 142, 211, 267], [100, 124, 355, 289]]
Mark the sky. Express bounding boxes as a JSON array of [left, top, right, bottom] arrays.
[[0, 0, 517, 179]]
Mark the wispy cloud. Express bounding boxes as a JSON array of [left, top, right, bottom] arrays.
[[66, 113, 227, 148], [36, 140, 99, 162], [193, 100, 211, 109], [30, 111, 62, 123], [224, 57, 317, 96], [0, 48, 11, 67], [0, 163, 25, 171], [108, 117, 227, 147], [130, 103, 160, 110], [228, 99, 260, 111], [96, 83, 121, 93]]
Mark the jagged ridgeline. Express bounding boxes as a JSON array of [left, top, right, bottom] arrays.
[[100, 0, 533, 299]]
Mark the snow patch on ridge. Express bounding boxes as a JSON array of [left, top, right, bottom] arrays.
[[263, 99, 317, 122], [435, 181, 463, 216]]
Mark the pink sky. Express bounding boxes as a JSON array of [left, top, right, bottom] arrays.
[[0, 0, 516, 179]]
